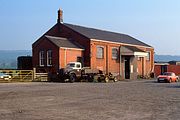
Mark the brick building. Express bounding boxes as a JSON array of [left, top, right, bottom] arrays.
[[154, 61, 180, 77], [32, 9, 154, 80]]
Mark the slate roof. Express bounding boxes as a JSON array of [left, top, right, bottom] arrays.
[[45, 35, 84, 49], [64, 23, 152, 47]]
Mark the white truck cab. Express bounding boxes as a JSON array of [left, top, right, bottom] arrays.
[[66, 62, 82, 70]]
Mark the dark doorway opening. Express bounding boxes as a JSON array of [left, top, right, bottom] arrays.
[[125, 57, 130, 79], [161, 65, 167, 75], [77, 57, 84, 67]]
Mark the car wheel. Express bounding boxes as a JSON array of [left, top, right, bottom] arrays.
[[157, 79, 160, 83], [69, 73, 76, 83], [169, 78, 172, 83]]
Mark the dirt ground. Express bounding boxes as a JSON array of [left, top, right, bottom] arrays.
[[0, 80, 180, 120]]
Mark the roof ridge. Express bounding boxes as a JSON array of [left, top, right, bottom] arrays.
[[64, 23, 126, 36]]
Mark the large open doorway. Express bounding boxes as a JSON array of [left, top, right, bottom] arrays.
[[125, 57, 130, 79], [161, 65, 167, 75]]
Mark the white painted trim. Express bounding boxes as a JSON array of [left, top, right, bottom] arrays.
[[121, 52, 134, 56], [121, 52, 148, 57], [64, 48, 67, 66], [47, 50, 52, 66], [59, 49, 61, 69], [91, 38, 153, 49], [39, 51, 45, 66], [112, 47, 118, 59], [134, 52, 148, 57], [154, 63, 169, 65], [60, 47, 84, 51], [96, 46, 104, 59]]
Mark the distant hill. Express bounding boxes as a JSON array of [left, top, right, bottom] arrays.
[[0, 50, 180, 69], [0, 50, 31, 69], [155, 54, 180, 62]]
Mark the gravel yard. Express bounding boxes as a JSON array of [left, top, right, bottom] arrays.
[[0, 80, 180, 120]]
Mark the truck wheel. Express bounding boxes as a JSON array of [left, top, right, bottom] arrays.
[[88, 74, 94, 82], [69, 74, 76, 83], [113, 77, 118, 82], [98, 77, 101, 82], [105, 76, 109, 83]]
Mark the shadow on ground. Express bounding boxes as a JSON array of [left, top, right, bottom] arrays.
[[166, 85, 180, 88]]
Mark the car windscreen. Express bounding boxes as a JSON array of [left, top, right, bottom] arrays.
[[163, 73, 172, 76], [0, 73, 5, 76], [66, 63, 75, 68]]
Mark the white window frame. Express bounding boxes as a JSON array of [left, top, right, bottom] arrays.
[[47, 50, 52, 66], [146, 51, 150, 61], [96, 46, 104, 59], [112, 47, 118, 60], [39, 51, 45, 66]]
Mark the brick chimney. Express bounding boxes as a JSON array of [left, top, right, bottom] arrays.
[[57, 8, 63, 23]]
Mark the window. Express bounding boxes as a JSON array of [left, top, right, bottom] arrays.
[[76, 64, 81, 68], [96, 46, 104, 59], [67, 63, 75, 68], [47, 50, 52, 66], [39, 51, 45, 66], [112, 48, 118, 59], [146, 51, 150, 61]]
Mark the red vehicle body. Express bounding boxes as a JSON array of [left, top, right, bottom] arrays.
[[157, 72, 179, 83]]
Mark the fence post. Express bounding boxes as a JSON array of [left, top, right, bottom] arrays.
[[33, 68, 36, 81], [20, 70, 22, 81]]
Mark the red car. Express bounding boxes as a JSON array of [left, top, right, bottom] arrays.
[[157, 72, 179, 83]]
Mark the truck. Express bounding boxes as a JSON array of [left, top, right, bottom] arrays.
[[57, 62, 118, 83]]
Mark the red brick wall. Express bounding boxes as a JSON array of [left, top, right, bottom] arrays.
[[33, 37, 83, 72], [32, 37, 59, 72], [137, 58, 143, 75], [168, 65, 180, 75], [108, 46, 120, 74], [90, 40, 154, 79], [62, 24, 90, 67], [59, 48, 83, 68], [154, 64, 180, 77], [136, 48, 154, 76], [90, 41, 114, 73], [90, 41, 106, 72], [33, 23, 91, 67], [53, 23, 91, 67], [154, 65, 161, 77], [59, 49, 65, 68], [146, 48, 154, 74]]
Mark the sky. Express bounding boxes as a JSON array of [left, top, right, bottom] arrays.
[[0, 0, 180, 55]]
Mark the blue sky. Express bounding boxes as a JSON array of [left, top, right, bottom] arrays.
[[0, 0, 180, 55]]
